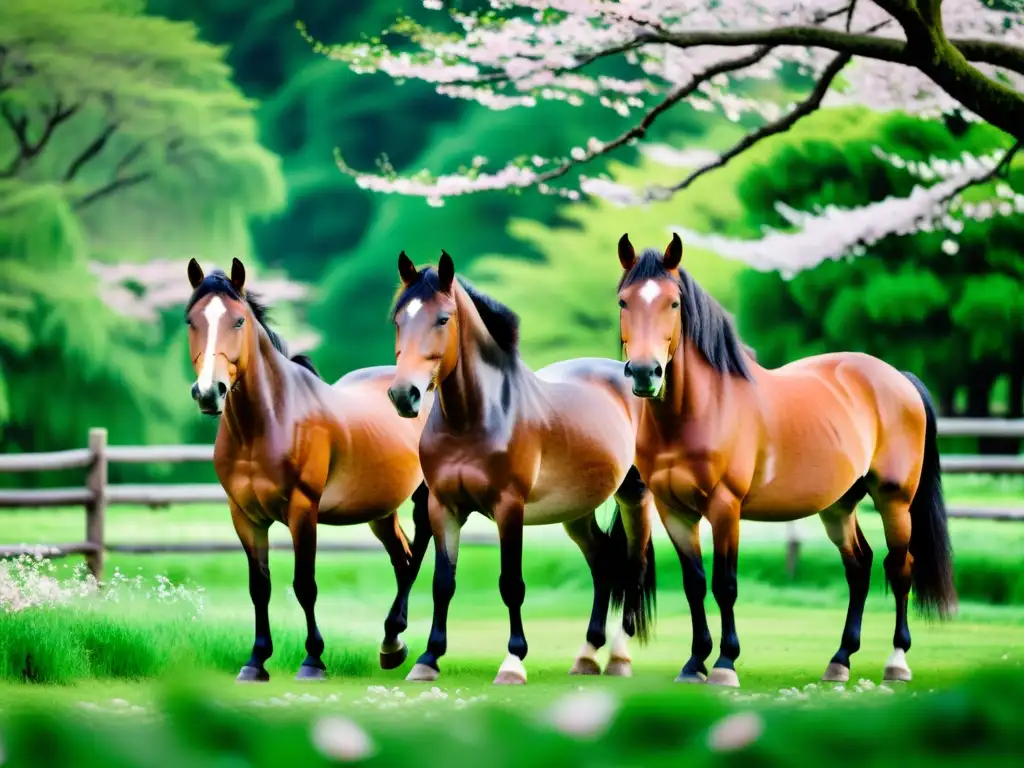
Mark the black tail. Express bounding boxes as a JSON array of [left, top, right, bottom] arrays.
[[607, 483, 657, 644], [290, 354, 322, 379], [902, 371, 957, 618]]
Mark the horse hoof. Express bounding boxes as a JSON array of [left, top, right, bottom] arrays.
[[296, 664, 328, 682], [236, 665, 270, 683], [406, 663, 439, 683], [707, 667, 740, 688], [493, 654, 527, 685], [569, 657, 601, 676], [883, 665, 912, 683], [380, 641, 409, 671], [822, 662, 850, 683], [883, 649, 912, 682], [603, 658, 633, 678], [674, 672, 708, 684]]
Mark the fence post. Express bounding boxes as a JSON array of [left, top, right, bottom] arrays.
[[85, 427, 107, 581], [784, 522, 801, 580]]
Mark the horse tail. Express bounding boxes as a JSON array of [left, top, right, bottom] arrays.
[[290, 354, 322, 379], [607, 468, 657, 644], [901, 371, 957, 618]]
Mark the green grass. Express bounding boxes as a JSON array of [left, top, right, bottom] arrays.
[[2, 483, 1023, 765]]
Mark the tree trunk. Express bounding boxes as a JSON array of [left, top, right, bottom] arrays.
[[989, 355, 1024, 455], [966, 365, 1001, 454]]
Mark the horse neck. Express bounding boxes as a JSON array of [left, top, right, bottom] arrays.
[[222, 324, 291, 444], [436, 283, 514, 432], [651, 337, 724, 424]]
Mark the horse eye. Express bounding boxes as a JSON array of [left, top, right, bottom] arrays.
[[437, 314, 450, 326], [618, 299, 627, 309], [670, 300, 680, 309], [234, 317, 245, 329]]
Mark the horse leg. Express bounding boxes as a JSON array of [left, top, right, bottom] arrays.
[[604, 468, 658, 677], [563, 513, 611, 676], [370, 485, 432, 670], [369, 511, 415, 670], [407, 492, 465, 682], [876, 497, 915, 683], [494, 493, 528, 685], [656, 499, 712, 683], [288, 496, 327, 681], [231, 504, 273, 683], [707, 490, 742, 687]]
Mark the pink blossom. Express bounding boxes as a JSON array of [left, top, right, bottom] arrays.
[[310, 0, 1022, 272]]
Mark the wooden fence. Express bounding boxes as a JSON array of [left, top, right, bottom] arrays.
[[1, 421, 1022, 580]]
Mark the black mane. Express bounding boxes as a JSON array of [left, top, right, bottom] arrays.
[[185, 270, 321, 378], [619, 249, 752, 380], [392, 267, 520, 355]]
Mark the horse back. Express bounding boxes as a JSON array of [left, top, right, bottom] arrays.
[[536, 356, 643, 430], [743, 351, 923, 516]]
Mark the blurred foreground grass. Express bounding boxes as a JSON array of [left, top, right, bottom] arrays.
[[1, 662, 1022, 767]]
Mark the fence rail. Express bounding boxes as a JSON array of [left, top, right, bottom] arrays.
[[1, 421, 1022, 579]]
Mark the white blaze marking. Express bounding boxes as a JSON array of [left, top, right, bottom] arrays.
[[639, 280, 660, 304], [405, 298, 423, 319], [196, 296, 227, 391]]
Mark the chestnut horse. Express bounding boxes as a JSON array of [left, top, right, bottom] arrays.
[[185, 258, 431, 682], [614, 234, 956, 688], [386, 250, 656, 685]]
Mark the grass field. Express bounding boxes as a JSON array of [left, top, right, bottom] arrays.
[[0, 475, 1022, 764]]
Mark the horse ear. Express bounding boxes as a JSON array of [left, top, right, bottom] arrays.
[[230, 258, 246, 293], [187, 258, 205, 289], [663, 233, 683, 270], [438, 250, 455, 293], [398, 251, 418, 286], [617, 233, 636, 271]]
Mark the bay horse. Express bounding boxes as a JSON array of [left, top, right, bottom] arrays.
[[385, 250, 656, 685], [185, 258, 432, 682], [614, 233, 956, 687]]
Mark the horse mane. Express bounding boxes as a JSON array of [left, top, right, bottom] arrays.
[[185, 270, 322, 379], [619, 249, 752, 380], [391, 266, 520, 356]]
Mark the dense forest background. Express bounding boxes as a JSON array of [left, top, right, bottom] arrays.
[[1, 0, 1020, 488]]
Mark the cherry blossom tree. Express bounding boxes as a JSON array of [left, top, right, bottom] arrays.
[[308, 0, 1023, 271]]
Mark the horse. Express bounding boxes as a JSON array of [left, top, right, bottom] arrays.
[[384, 250, 657, 685], [613, 233, 957, 688], [184, 257, 432, 682]]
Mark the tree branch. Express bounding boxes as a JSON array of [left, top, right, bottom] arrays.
[[0, 99, 78, 178], [942, 139, 1021, 205], [666, 52, 853, 196], [73, 171, 152, 211], [63, 122, 119, 182], [653, 25, 1024, 77], [529, 46, 775, 187], [72, 132, 188, 211], [114, 141, 146, 176]]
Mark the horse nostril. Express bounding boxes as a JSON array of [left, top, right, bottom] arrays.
[[217, 382, 227, 397], [408, 385, 421, 404], [653, 363, 663, 378], [191, 383, 200, 401], [624, 361, 633, 378], [387, 387, 397, 405]]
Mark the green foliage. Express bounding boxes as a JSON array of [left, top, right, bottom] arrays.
[[724, 108, 1023, 417], [0, 182, 192, 467], [1, 643, 1024, 767], [0, 0, 289, 475]]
